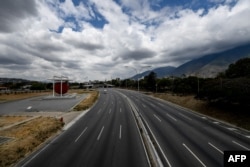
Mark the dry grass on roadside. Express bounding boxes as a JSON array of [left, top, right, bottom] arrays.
[[73, 90, 99, 111], [0, 92, 50, 102], [153, 93, 250, 131], [0, 116, 31, 128], [0, 117, 63, 167]]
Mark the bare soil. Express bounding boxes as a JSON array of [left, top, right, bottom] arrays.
[[0, 117, 63, 167], [0, 116, 31, 128], [153, 93, 250, 131], [0, 92, 50, 102]]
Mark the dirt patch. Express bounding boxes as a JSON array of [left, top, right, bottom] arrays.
[[153, 93, 250, 131], [0, 117, 63, 167], [0, 92, 50, 102], [73, 90, 99, 111], [0, 116, 31, 128]]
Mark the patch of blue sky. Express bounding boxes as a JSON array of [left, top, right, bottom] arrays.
[[88, 16, 108, 29], [72, 0, 81, 6], [49, 26, 64, 33], [60, 14, 107, 32], [59, 0, 82, 6], [54, 0, 238, 32], [87, 3, 109, 29], [63, 15, 83, 31], [149, 0, 234, 12]]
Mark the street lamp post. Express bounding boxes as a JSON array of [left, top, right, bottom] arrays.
[[125, 66, 139, 91], [124, 65, 151, 92]]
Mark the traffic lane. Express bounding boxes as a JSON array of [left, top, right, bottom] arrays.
[[118, 90, 250, 166], [21, 93, 110, 167], [21, 89, 149, 167], [112, 89, 150, 167], [144, 110, 223, 167], [135, 94, 249, 166], [129, 95, 218, 167], [141, 108, 249, 167], [139, 95, 250, 150], [56, 91, 118, 167], [98, 89, 150, 167], [122, 90, 250, 148], [0, 94, 88, 114], [62, 89, 149, 167]]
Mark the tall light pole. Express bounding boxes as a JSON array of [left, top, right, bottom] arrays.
[[125, 65, 151, 92], [125, 66, 139, 91]]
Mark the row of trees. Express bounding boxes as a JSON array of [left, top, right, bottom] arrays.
[[1, 81, 47, 90], [199, 58, 250, 106], [109, 58, 250, 107]]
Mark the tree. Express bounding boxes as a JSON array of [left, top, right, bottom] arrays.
[[157, 78, 172, 92], [225, 58, 250, 78], [144, 71, 157, 91], [198, 57, 250, 108], [30, 82, 46, 90]]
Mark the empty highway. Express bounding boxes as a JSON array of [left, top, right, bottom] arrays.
[[119, 89, 250, 167], [18, 88, 250, 167], [19, 89, 150, 167]]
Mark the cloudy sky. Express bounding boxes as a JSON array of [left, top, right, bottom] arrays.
[[0, 0, 250, 81]]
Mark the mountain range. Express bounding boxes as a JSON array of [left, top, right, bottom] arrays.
[[132, 43, 250, 79]]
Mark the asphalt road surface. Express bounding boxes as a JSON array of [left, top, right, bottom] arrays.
[[118, 89, 250, 167], [18, 89, 150, 167], [17, 88, 250, 167], [0, 94, 88, 114]]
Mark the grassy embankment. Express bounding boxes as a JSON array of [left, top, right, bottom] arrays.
[[0, 117, 63, 166], [73, 90, 99, 111], [0, 91, 50, 102], [153, 93, 250, 131]]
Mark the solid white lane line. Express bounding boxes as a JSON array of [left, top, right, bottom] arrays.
[[75, 127, 88, 142], [178, 113, 192, 121], [119, 125, 122, 139], [166, 113, 177, 121], [208, 142, 224, 154], [154, 114, 162, 122], [97, 126, 104, 141], [183, 143, 206, 167], [232, 141, 250, 150]]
